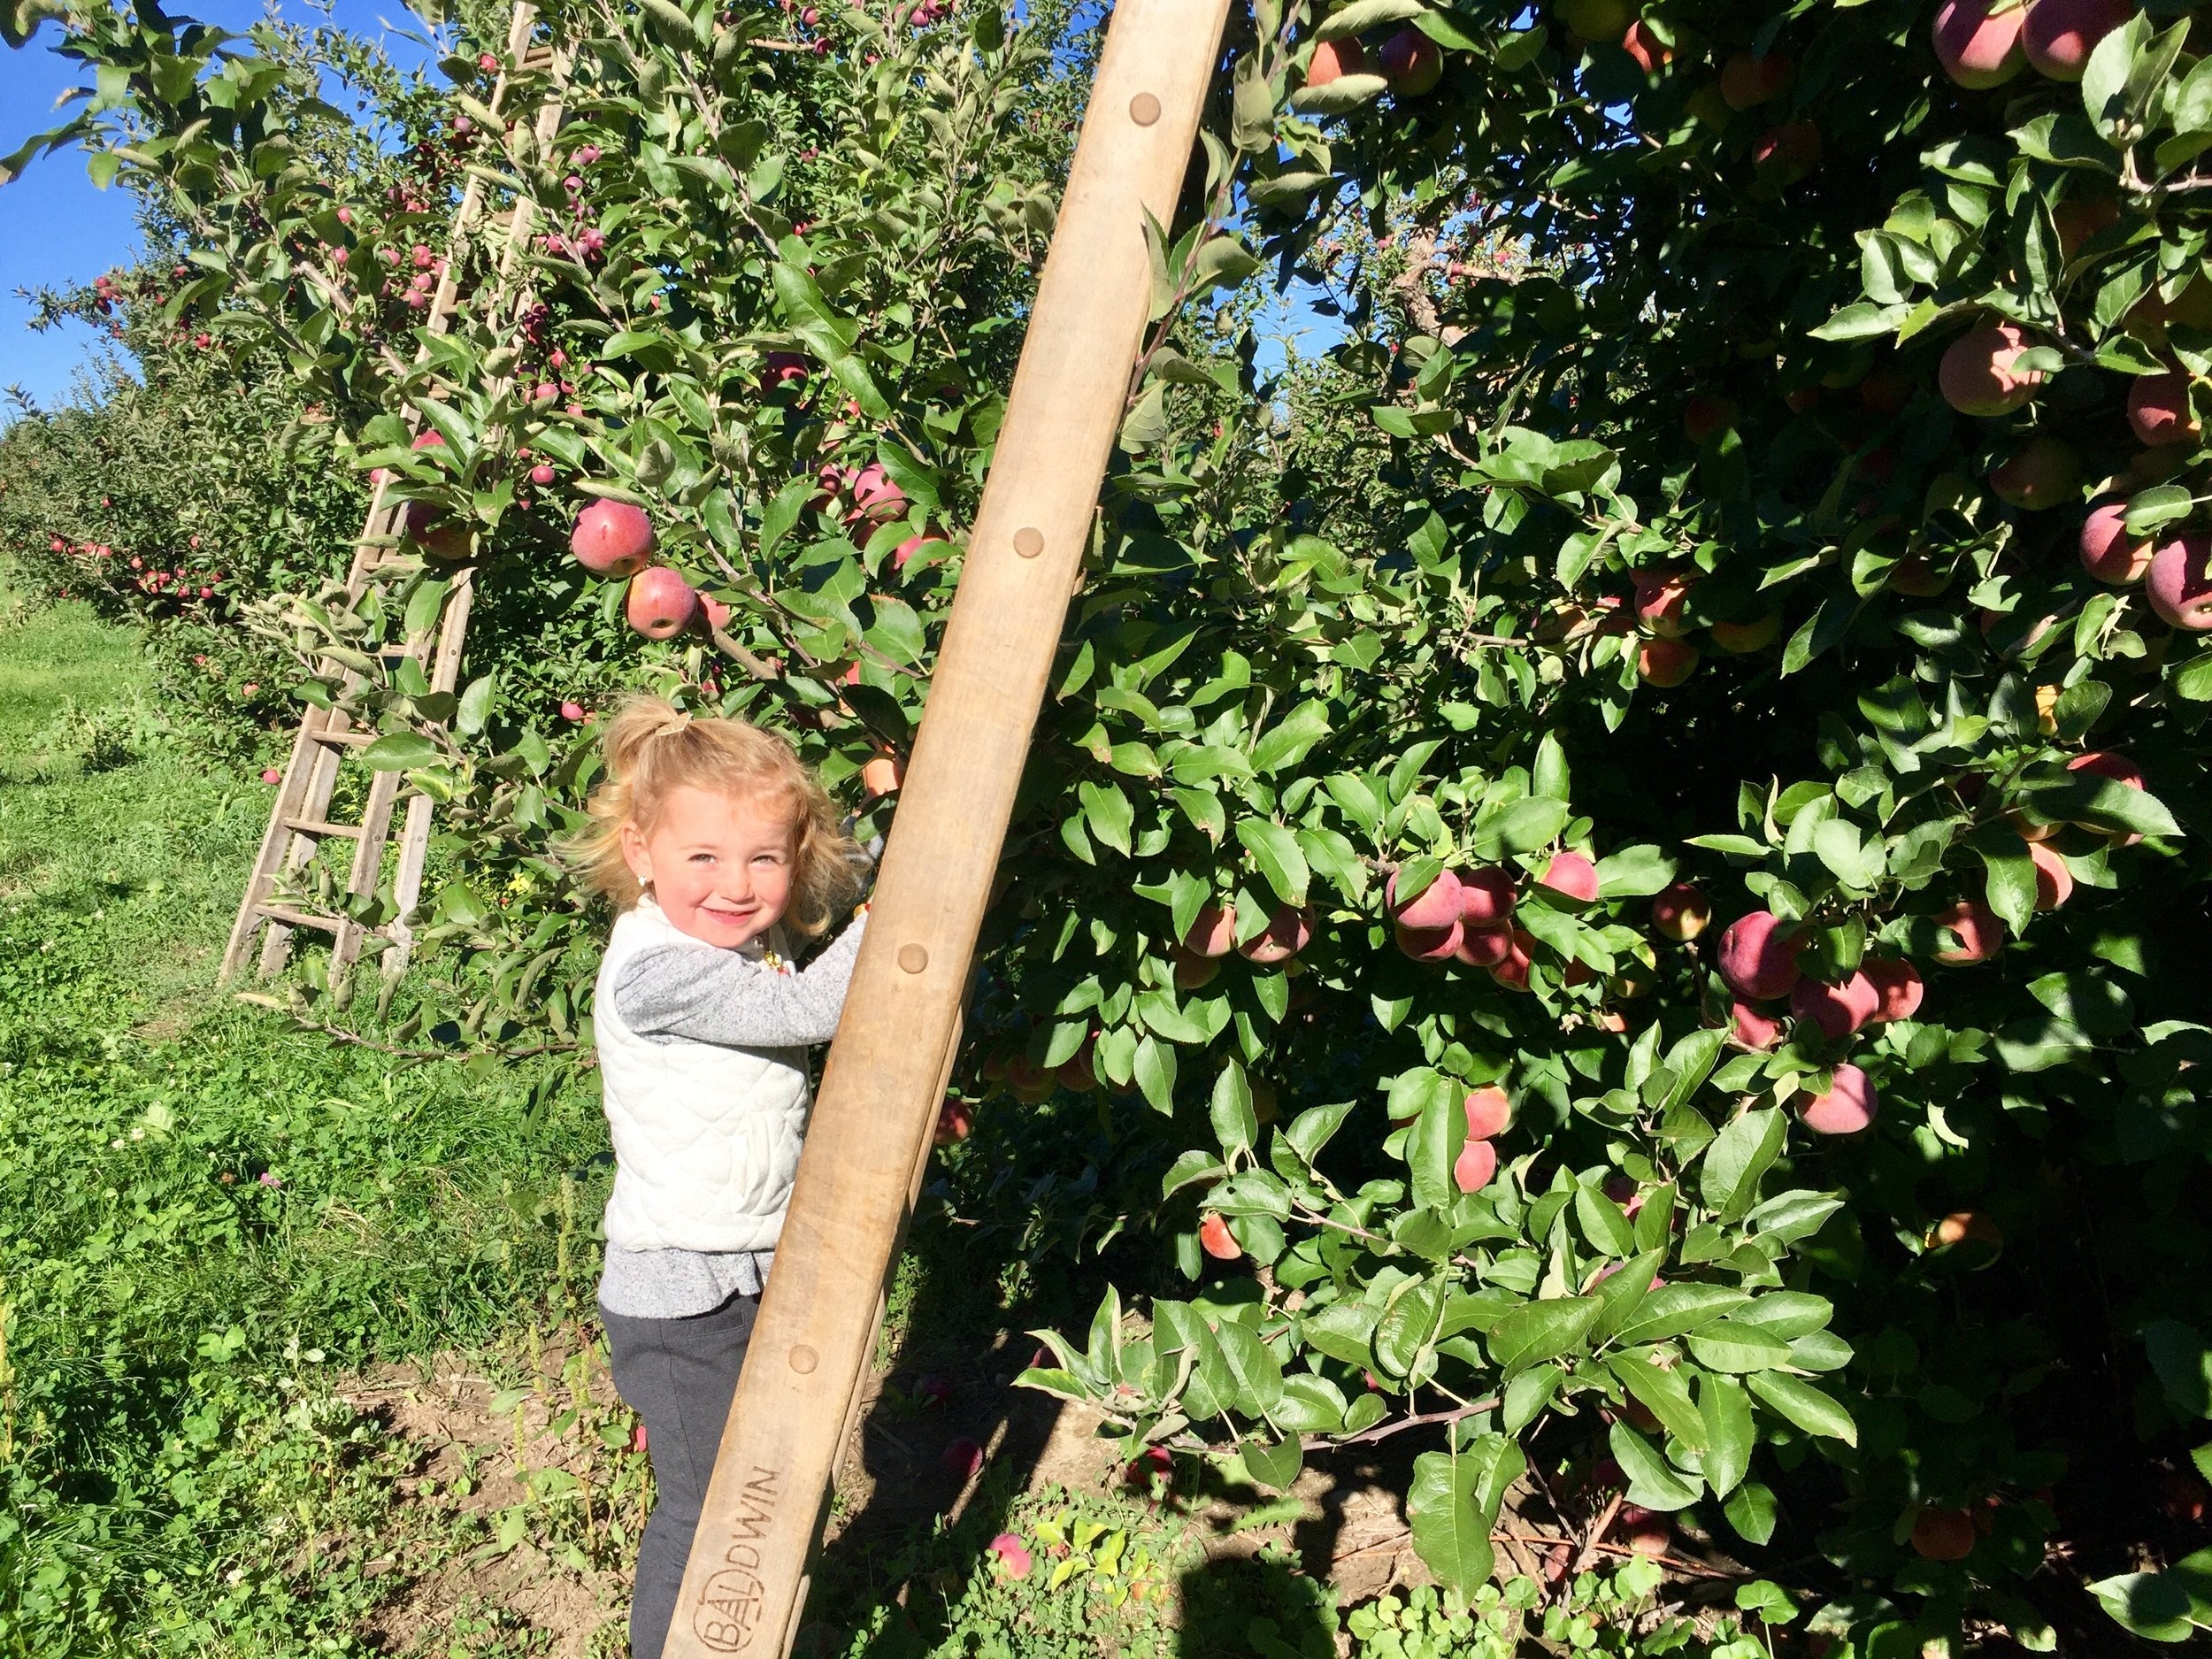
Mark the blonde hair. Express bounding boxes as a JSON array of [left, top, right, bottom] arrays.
[[565, 695, 861, 935]]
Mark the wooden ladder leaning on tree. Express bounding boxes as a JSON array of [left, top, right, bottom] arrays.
[[219, 1, 568, 987], [662, 4, 1233, 1655]]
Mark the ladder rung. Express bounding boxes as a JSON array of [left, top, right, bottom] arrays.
[[311, 729, 377, 747], [258, 905, 342, 934], [282, 816, 365, 839]]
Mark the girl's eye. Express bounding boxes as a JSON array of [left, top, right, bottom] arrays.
[[691, 853, 715, 864]]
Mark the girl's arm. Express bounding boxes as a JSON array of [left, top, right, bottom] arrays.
[[613, 911, 869, 1048]]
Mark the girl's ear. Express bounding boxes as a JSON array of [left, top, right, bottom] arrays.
[[618, 820, 653, 889]]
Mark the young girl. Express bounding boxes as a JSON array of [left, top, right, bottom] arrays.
[[565, 695, 871, 1659]]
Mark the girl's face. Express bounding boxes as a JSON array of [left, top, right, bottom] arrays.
[[619, 784, 799, 949]]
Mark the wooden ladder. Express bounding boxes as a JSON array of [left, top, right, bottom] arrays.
[[220, 4, 566, 986]]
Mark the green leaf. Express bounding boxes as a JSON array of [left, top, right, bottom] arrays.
[[1502, 1364, 1565, 1432], [1214, 1319, 1284, 1417], [1686, 1320, 1794, 1373], [1235, 819, 1310, 906], [1612, 1285, 1750, 1346], [1407, 1434, 1525, 1601], [1594, 845, 1675, 898], [1699, 1374, 1755, 1498], [1134, 1035, 1177, 1114], [1374, 1276, 1444, 1377], [1487, 1296, 1601, 1376], [1609, 1422, 1701, 1511], [1315, 0, 1421, 39], [1976, 834, 2039, 937], [1301, 1300, 1378, 1368], [1611, 1349, 1706, 1449], [1747, 1372, 1858, 1444], [362, 733, 439, 770], [1700, 1110, 1786, 1223], [1210, 1062, 1258, 1156], [1250, 700, 1333, 774], [2090, 1570, 2202, 1643], [1724, 1481, 1778, 1545], [1285, 1102, 1355, 1165], [1472, 795, 1570, 858], [1079, 780, 1134, 857], [1244, 1435, 1302, 1492]]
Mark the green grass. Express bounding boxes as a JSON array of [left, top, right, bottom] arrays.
[[0, 580, 615, 1655]]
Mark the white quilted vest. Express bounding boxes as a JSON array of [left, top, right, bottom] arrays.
[[595, 895, 810, 1253]]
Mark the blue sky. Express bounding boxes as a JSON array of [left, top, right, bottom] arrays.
[[0, 0, 439, 416]]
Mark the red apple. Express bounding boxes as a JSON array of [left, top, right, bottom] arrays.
[[1719, 50, 1793, 109], [1388, 865, 1465, 931], [862, 747, 907, 796], [1651, 881, 1710, 941], [1183, 902, 1235, 958], [2028, 839, 2073, 910], [1633, 566, 1696, 636], [1463, 1086, 1511, 1139], [1622, 19, 1671, 73], [1396, 918, 1464, 961], [1452, 1137, 1498, 1194], [1455, 923, 1515, 967], [1540, 851, 1601, 903], [1709, 612, 1780, 653], [1939, 323, 2043, 417], [1932, 897, 2006, 963], [1378, 27, 1441, 94], [1458, 866, 1517, 925], [1198, 1212, 1241, 1260], [625, 566, 697, 638], [2078, 499, 2154, 583], [1910, 1506, 1977, 1561], [1239, 902, 1315, 964], [1171, 946, 1221, 990], [895, 533, 949, 570], [1801, 1064, 1878, 1134], [1729, 998, 1786, 1050], [2148, 534, 2212, 629], [1862, 957, 1924, 1022], [1683, 393, 1738, 444], [1752, 120, 1822, 186], [1489, 929, 1537, 991], [2128, 370, 2200, 447], [941, 1437, 985, 1480], [571, 499, 655, 576], [933, 1098, 972, 1146], [1790, 972, 1881, 1039], [1717, 910, 1803, 999], [1307, 36, 1364, 86], [1989, 436, 2079, 511], [1638, 636, 1701, 687], [2022, 0, 2134, 82], [1932, 0, 2026, 88]]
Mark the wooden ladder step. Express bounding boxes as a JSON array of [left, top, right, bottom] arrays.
[[310, 729, 377, 747], [282, 816, 365, 839], [257, 904, 342, 933]]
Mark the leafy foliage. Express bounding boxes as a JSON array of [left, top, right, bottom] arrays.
[[7, 0, 2212, 1651]]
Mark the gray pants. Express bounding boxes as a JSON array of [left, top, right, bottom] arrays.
[[601, 1291, 760, 1659]]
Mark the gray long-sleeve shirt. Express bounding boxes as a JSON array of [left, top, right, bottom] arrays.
[[595, 911, 868, 1319]]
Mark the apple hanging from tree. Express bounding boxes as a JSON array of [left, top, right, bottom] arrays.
[[1801, 1064, 1878, 1134], [625, 566, 697, 638], [1931, 0, 2027, 88], [571, 498, 655, 575]]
